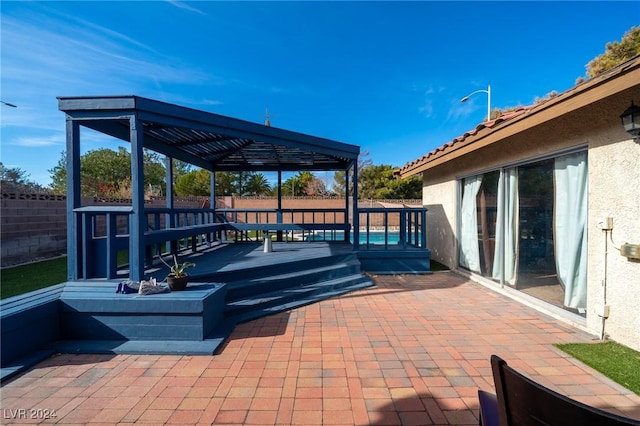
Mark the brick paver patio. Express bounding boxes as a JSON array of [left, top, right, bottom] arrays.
[[2, 272, 639, 425]]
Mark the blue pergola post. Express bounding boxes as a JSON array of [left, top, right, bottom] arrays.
[[351, 160, 359, 249], [210, 170, 216, 241], [276, 171, 283, 242], [165, 156, 175, 255], [210, 171, 215, 209], [129, 116, 146, 281], [66, 119, 81, 280]]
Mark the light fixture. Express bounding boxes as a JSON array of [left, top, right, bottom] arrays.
[[620, 101, 640, 142], [460, 85, 491, 122]]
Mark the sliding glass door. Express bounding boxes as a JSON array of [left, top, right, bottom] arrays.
[[458, 151, 587, 314]]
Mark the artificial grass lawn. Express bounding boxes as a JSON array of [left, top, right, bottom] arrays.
[[1, 256, 68, 299], [555, 341, 640, 395], [1, 251, 128, 300]]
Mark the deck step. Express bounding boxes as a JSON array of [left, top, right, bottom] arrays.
[[224, 257, 363, 301], [48, 338, 225, 356], [226, 279, 374, 326], [197, 251, 358, 283], [225, 273, 373, 318], [205, 251, 375, 349]]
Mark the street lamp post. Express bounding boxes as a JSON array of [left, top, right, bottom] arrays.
[[460, 85, 491, 122]]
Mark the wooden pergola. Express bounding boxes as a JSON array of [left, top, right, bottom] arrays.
[[59, 95, 361, 281]]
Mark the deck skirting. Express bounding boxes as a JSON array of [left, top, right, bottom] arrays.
[[59, 281, 226, 341]]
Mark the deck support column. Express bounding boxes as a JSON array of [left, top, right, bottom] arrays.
[[351, 160, 359, 249], [129, 116, 146, 281], [66, 118, 81, 280], [165, 156, 176, 255], [276, 171, 283, 242], [210, 170, 217, 242]]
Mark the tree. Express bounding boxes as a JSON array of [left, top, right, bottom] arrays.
[[306, 175, 331, 197], [215, 172, 236, 196], [245, 173, 272, 196], [385, 173, 422, 199], [586, 26, 640, 78], [174, 169, 272, 196], [357, 164, 422, 199], [333, 150, 373, 197], [282, 172, 315, 196], [48, 147, 166, 196], [175, 168, 211, 196], [0, 163, 48, 193], [234, 171, 270, 196]]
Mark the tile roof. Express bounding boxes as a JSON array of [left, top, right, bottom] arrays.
[[396, 105, 538, 177]]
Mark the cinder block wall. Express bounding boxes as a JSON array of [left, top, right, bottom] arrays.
[[1, 194, 421, 267], [1, 194, 68, 267]]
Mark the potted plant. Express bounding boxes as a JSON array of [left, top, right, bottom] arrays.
[[160, 254, 196, 291]]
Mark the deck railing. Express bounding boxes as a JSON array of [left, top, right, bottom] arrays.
[[216, 208, 349, 242], [71, 206, 224, 279], [70, 205, 427, 279], [354, 207, 428, 250]]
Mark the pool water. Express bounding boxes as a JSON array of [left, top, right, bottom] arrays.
[[307, 231, 400, 244]]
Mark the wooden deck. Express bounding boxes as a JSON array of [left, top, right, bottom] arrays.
[[118, 240, 431, 280], [127, 241, 359, 281]]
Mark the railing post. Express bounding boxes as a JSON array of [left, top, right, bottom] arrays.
[[400, 210, 407, 249], [351, 163, 358, 249], [106, 213, 118, 279], [421, 208, 427, 249], [81, 213, 92, 279], [66, 119, 82, 281], [129, 115, 146, 281]]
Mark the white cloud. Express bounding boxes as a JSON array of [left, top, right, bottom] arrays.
[[0, 12, 213, 105], [201, 99, 224, 106], [166, 1, 207, 15], [0, 9, 222, 150], [448, 98, 477, 121], [418, 100, 433, 118], [12, 135, 64, 148]]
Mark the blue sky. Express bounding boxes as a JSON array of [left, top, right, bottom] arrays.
[[1, 1, 638, 187]]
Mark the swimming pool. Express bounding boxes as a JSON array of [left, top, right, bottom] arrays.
[[307, 230, 400, 244]]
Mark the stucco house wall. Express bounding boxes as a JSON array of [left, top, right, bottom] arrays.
[[405, 57, 640, 351], [588, 134, 640, 349]]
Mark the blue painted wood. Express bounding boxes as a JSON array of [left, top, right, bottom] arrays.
[[130, 115, 146, 281], [60, 95, 364, 284], [228, 223, 349, 232], [1, 285, 64, 370], [225, 273, 371, 318], [1, 349, 57, 383], [352, 160, 358, 244], [165, 156, 175, 255], [144, 223, 226, 245], [59, 282, 226, 341], [66, 119, 81, 280], [224, 255, 363, 301], [50, 339, 224, 356]]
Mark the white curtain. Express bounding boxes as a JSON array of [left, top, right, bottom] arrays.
[[493, 168, 519, 285], [554, 152, 588, 309], [459, 175, 483, 273]]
